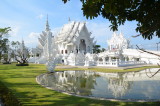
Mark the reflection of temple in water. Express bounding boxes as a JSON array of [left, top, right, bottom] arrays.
[[97, 68, 160, 98], [37, 68, 160, 99], [108, 74, 131, 98], [97, 72, 131, 98], [37, 71, 97, 96]]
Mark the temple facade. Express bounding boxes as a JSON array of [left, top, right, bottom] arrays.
[[54, 21, 95, 65], [55, 21, 94, 55], [33, 19, 95, 65]]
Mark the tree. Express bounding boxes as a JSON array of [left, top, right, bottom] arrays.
[[93, 45, 101, 53], [0, 27, 11, 38], [14, 41, 29, 65], [0, 27, 11, 63], [101, 48, 106, 52], [62, 0, 160, 39], [10, 41, 20, 61]]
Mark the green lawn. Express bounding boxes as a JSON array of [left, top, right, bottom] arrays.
[[0, 63, 160, 106]]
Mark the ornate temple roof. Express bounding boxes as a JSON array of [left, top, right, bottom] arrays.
[[55, 21, 88, 43], [107, 32, 130, 50], [108, 32, 128, 45]]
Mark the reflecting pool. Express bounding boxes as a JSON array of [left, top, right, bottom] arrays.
[[37, 68, 160, 101]]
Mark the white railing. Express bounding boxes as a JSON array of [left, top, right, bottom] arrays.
[[118, 61, 145, 66], [97, 61, 118, 67], [84, 61, 97, 66], [97, 61, 146, 67]]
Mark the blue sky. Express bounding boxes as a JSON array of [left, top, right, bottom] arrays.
[[0, 0, 159, 50]]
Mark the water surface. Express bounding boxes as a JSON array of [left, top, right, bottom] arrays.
[[37, 68, 160, 100]]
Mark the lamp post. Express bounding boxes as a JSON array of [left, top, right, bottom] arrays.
[[156, 42, 160, 51]]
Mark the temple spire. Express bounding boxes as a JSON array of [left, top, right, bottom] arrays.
[[45, 15, 50, 31], [119, 31, 124, 38], [68, 17, 71, 22]]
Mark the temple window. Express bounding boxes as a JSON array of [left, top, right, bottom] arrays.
[[61, 50, 63, 54], [105, 57, 109, 61], [65, 50, 68, 54], [76, 49, 78, 53], [62, 59, 64, 63], [36, 53, 39, 57], [99, 58, 103, 61], [136, 58, 140, 61]]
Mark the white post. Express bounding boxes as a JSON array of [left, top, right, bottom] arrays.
[[103, 57, 106, 66]]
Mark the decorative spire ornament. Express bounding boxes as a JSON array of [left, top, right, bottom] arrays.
[[45, 15, 50, 31], [68, 17, 71, 22]]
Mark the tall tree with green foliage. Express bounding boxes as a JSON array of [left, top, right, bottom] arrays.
[[101, 48, 106, 52], [93, 45, 101, 53], [62, 0, 160, 39], [0, 27, 11, 62], [11, 41, 20, 59]]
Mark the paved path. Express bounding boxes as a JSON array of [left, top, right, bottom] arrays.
[[55, 64, 155, 70]]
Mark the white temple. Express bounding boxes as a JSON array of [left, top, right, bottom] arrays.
[[29, 18, 160, 67], [97, 32, 160, 66]]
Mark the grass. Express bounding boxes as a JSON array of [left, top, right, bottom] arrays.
[[0, 63, 160, 106], [56, 65, 159, 73]]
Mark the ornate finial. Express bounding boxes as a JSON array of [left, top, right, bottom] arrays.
[[68, 17, 71, 22], [22, 36, 24, 43], [45, 15, 50, 31], [119, 31, 123, 37], [113, 31, 117, 37]]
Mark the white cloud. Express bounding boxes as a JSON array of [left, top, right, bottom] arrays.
[[9, 26, 20, 37], [25, 32, 40, 48], [37, 14, 44, 19], [51, 27, 61, 36], [28, 32, 39, 38]]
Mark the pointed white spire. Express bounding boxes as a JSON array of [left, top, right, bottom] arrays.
[[21, 37, 24, 47], [113, 31, 117, 37], [21, 39, 25, 56], [68, 17, 71, 22], [45, 15, 50, 31], [119, 31, 123, 38]]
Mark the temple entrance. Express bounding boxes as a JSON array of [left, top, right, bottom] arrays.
[[87, 46, 90, 53], [79, 39, 86, 54], [67, 45, 72, 54]]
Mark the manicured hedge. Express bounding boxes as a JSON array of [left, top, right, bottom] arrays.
[[3, 62, 11, 64], [16, 64, 29, 66]]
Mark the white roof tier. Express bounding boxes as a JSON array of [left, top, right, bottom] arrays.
[[56, 21, 85, 43]]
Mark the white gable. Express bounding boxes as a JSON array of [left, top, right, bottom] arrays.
[[55, 21, 86, 43], [107, 32, 130, 50]]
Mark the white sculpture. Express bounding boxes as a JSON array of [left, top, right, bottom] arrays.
[[84, 53, 98, 66], [38, 16, 57, 72], [46, 57, 56, 72]]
